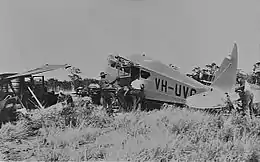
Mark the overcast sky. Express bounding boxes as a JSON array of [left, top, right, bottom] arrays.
[[1, 0, 260, 80]]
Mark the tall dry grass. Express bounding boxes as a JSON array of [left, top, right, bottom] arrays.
[[0, 98, 260, 161]]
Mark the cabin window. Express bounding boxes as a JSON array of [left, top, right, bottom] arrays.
[[140, 70, 150, 79], [117, 66, 131, 77]]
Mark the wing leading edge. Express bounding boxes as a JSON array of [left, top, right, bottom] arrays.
[[6, 64, 71, 80]]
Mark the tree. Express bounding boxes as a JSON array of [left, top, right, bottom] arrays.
[[61, 80, 72, 90], [68, 67, 84, 90], [83, 78, 99, 87], [188, 62, 220, 85], [46, 78, 59, 91]]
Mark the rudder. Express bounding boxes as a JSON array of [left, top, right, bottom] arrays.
[[211, 43, 238, 92]]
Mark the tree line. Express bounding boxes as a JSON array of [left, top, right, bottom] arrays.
[[46, 67, 99, 92], [45, 62, 260, 92], [45, 77, 100, 92], [186, 62, 260, 85]]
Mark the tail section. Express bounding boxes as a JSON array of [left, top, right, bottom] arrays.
[[214, 54, 234, 80], [211, 43, 238, 92]]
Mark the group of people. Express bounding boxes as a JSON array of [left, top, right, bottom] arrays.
[[98, 71, 145, 116]]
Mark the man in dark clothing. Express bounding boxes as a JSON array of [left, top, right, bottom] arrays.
[[99, 72, 119, 116], [116, 87, 128, 112], [235, 78, 254, 118], [224, 92, 234, 113], [127, 84, 145, 112]]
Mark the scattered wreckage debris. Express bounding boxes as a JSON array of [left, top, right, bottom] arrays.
[[0, 64, 72, 127]]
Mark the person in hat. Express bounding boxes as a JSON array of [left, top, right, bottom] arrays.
[[99, 72, 119, 116], [99, 72, 109, 88]]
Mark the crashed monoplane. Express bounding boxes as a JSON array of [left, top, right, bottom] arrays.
[[102, 43, 239, 110]]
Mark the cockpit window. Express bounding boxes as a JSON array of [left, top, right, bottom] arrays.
[[141, 70, 151, 79]]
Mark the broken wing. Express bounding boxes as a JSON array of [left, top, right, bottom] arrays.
[[6, 64, 71, 80]]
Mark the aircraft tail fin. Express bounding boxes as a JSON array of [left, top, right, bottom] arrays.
[[211, 43, 238, 92]]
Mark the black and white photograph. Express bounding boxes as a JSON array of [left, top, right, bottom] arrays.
[[0, 0, 260, 161]]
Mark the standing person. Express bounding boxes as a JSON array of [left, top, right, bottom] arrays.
[[116, 83, 130, 113], [99, 72, 110, 88], [224, 92, 234, 113], [99, 72, 118, 116], [235, 78, 254, 118], [125, 76, 145, 112]]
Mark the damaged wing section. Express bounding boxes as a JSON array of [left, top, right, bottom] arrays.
[[6, 64, 71, 80], [0, 64, 72, 111]]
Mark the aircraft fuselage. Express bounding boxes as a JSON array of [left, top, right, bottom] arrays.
[[138, 67, 207, 104], [104, 54, 208, 105]]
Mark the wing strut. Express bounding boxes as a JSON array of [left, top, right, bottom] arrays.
[[27, 86, 44, 109]]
